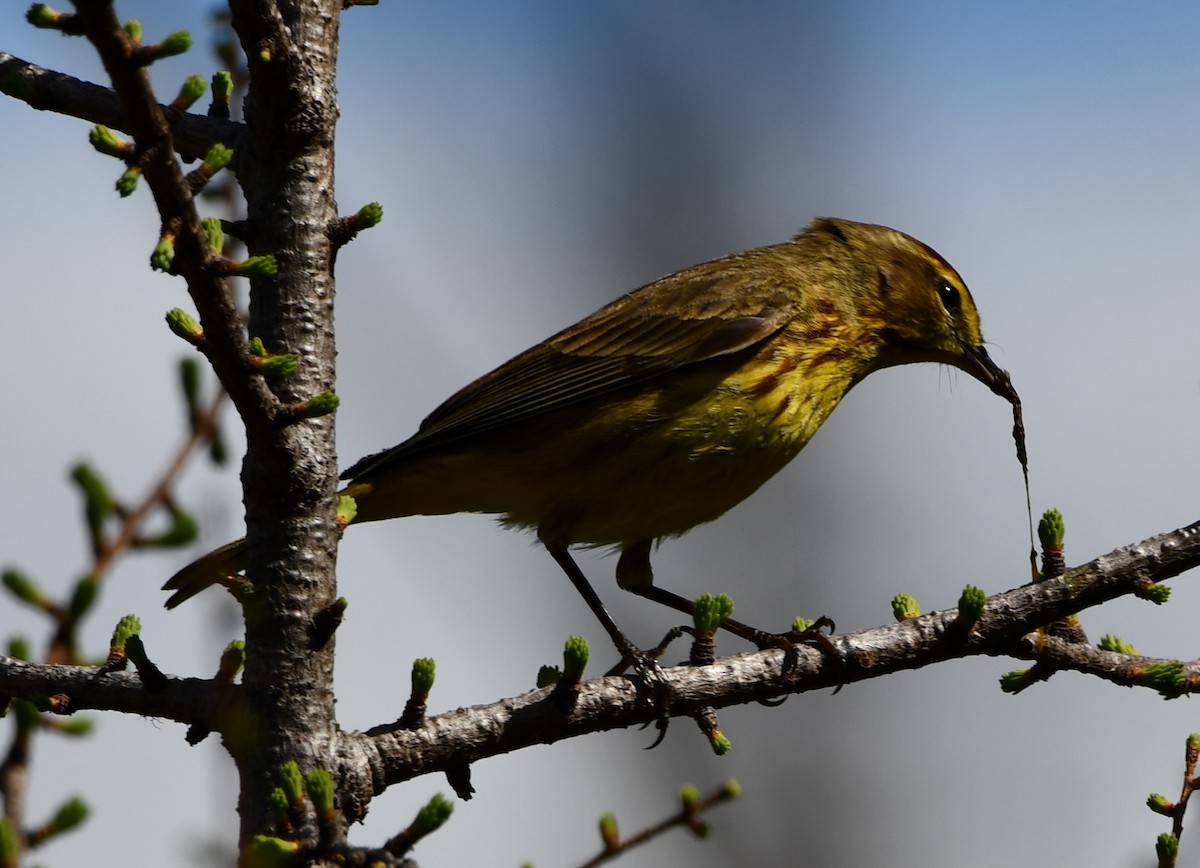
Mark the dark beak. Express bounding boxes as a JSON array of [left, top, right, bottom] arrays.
[[961, 344, 1018, 404]]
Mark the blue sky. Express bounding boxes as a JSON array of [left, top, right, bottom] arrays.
[[3, 3, 1199, 866]]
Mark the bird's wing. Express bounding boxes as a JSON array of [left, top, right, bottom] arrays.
[[342, 256, 800, 479]]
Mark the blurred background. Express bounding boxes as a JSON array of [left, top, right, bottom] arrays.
[[3, 3, 1199, 866]]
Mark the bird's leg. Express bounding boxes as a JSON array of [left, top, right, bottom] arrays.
[[616, 542, 839, 678], [616, 541, 778, 646], [545, 544, 670, 708]]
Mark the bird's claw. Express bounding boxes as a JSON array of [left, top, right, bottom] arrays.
[[741, 615, 843, 703], [787, 616, 845, 692], [605, 645, 674, 729]]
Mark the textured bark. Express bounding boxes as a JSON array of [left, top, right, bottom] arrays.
[[6, 520, 1197, 830], [225, 0, 346, 851]]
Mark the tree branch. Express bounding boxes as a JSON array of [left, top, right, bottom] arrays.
[[0, 658, 215, 726], [333, 520, 1200, 815], [3, 520, 1197, 826], [67, 2, 278, 435], [0, 52, 242, 162]]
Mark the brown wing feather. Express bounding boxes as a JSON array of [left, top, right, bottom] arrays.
[[342, 248, 803, 480]]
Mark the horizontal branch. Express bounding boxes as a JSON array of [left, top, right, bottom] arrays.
[[0, 658, 215, 725], [346, 520, 1200, 813], [2, 521, 1196, 823], [0, 51, 243, 162], [1009, 633, 1196, 690]]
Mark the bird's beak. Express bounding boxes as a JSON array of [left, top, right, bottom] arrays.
[[960, 343, 1019, 404]]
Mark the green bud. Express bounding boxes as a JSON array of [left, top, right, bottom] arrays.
[[3, 568, 43, 607], [679, 784, 700, 810], [150, 233, 176, 271], [709, 730, 732, 756], [411, 657, 436, 696], [166, 308, 203, 343], [256, 353, 299, 379], [175, 74, 207, 109], [278, 760, 305, 807], [1156, 833, 1179, 861], [8, 636, 32, 660], [1140, 661, 1187, 699], [202, 143, 234, 174], [110, 615, 142, 651], [180, 357, 201, 414], [562, 636, 589, 680], [55, 717, 95, 736], [248, 336, 267, 357], [1098, 634, 1137, 655], [212, 71, 234, 102], [116, 165, 142, 197], [267, 788, 289, 826], [32, 6, 82, 33], [536, 665, 561, 688], [305, 770, 335, 815], [155, 31, 192, 59], [219, 640, 246, 679], [234, 254, 279, 278], [70, 462, 112, 537], [411, 793, 453, 837], [355, 201, 384, 229], [67, 574, 99, 621], [27, 4, 61, 28], [598, 812, 619, 848], [124, 19, 143, 42], [1146, 793, 1173, 815], [692, 593, 734, 634], [791, 616, 814, 633], [202, 216, 224, 252], [1188, 733, 1200, 753], [336, 494, 358, 526], [1141, 584, 1171, 605], [891, 593, 921, 622], [720, 779, 742, 799], [46, 796, 89, 835], [957, 585, 987, 625], [12, 699, 40, 730], [244, 834, 301, 868], [298, 390, 339, 419], [209, 426, 229, 465], [88, 125, 130, 158], [998, 669, 1032, 695], [1037, 509, 1065, 548]]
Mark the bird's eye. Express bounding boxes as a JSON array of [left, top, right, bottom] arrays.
[[937, 280, 962, 314]]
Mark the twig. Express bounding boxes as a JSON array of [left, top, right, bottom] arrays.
[[0, 52, 243, 162]]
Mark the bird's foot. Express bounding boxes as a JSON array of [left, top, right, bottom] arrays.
[[734, 616, 843, 704], [605, 642, 674, 720]]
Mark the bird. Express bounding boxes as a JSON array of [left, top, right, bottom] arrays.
[[164, 217, 1017, 667]]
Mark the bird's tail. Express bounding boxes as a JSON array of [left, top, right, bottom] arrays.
[[161, 538, 247, 609]]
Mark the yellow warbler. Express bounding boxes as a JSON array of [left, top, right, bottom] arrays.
[[165, 218, 1018, 662]]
